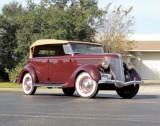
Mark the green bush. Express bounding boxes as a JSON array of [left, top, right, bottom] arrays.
[[5, 60, 26, 82]]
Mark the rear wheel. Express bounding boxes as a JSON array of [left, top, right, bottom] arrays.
[[116, 85, 139, 98], [22, 73, 37, 95], [75, 72, 99, 98], [62, 88, 75, 96]]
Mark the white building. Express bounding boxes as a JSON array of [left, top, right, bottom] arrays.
[[126, 34, 160, 80]]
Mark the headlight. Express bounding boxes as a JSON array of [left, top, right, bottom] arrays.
[[126, 62, 133, 70], [102, 61, 109, 69]]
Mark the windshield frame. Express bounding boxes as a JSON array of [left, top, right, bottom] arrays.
[[69, 43, 104, 55]]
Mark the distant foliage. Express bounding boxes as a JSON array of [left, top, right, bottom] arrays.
[[97, 5, 135, 54]]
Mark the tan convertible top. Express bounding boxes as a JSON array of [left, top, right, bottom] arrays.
[[29, 39, 101, 58]]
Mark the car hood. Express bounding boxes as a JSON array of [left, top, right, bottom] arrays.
[[73, 53, 121, 65]]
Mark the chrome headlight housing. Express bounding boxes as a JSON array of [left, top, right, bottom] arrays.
[[126, 62, 133, 70], [102, 61, 109, 69]]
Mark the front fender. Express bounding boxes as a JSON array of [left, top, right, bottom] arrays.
[[17, 64, 38, 84], [63, 64, 101, 88], [131, 68, 141, 81], [124, 67, 141, 82]]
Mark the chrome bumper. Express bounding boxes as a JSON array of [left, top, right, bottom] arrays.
[[14, 79, 17, 84], [98, 79, 143, 88]]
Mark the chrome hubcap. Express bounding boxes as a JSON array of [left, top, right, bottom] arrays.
[[81, 78, 93, 93], [25, 78, 32, 89]]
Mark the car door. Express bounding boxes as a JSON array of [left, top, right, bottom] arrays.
[[46, 44, 73, 83], [31, 45, 55, 83], [32, 57, 49, 83], [49, 55, 73, 83]]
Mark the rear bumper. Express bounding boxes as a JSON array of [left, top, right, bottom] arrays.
[[14, 79, 17, 84], [98, 79, 143, 88]]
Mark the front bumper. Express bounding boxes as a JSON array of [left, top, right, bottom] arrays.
[[98, 79, 143, 88]]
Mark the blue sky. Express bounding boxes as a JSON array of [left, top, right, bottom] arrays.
[[0, 0, 160, 34]]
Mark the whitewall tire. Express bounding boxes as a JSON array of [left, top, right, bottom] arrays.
[[75, 72, 98, 98], [22, 73, 37, 95]]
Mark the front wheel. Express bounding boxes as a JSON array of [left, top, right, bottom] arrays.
[[75, 72, 99, 98], [22, 73, 37, 95], [116, 85, 139, 98], [62, 88, 75, 96]]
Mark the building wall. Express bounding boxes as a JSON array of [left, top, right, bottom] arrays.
[[130, 52, 160, 80]]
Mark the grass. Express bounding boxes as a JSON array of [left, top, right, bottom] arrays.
[[0, 82, 21, 88], [0, 82, 46, 89], [0, 82, 55, 92]]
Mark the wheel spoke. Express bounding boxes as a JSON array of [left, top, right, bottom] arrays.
[[26, 78, 32, 88], [81, 78, 93, 93]]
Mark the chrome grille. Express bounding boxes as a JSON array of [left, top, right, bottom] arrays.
[[110, 58, 125, 82]]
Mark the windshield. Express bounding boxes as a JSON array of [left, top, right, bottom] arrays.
[[70, 44, 104, 54]]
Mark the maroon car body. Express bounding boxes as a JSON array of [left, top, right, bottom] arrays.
[[16, 39, 142, 98]]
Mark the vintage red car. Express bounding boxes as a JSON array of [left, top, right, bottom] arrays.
[[16, 39, 142, 98]]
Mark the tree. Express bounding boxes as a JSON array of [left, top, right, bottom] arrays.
[[15, 0, 102, 60], [97, 5, 135, 54], [0, 1, 23, 80]]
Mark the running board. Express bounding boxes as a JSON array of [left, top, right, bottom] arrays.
[[34, 83, 62, 88]]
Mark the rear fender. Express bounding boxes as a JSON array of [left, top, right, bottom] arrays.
[[63, 64, 101, 88], [17, 64, 38, 84]]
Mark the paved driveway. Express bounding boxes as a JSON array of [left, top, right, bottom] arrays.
[[0, 86, 160, 126]]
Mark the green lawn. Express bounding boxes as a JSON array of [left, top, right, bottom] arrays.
[[0, 82, 21, 88], [0, 82, 46, 89]]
